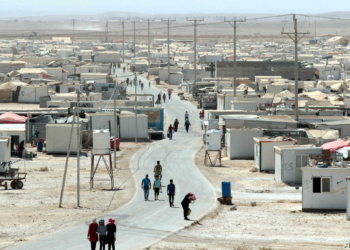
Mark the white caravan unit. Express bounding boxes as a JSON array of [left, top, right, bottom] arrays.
[[0, 137, 11, 166], [254, 137, 296, 172], [119, 114, 148, 139], [226, 128, 263, 159], [46, 124, 80, 154], [347, 176, 350, 220], [275, 145, 322, 184], [302, 167, 350, 211]]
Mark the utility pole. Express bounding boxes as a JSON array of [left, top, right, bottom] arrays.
[[128, 19, 139, 59], [281, 14, 310, 122], [114, 80, 118, 169], [72, 19, 75, 42], [59, 107, 76, 208], [225, 17, 246, 98], [134, 73, 138, 143], [143, 19, 155, 78], [187, 17, 204, 86], [162, 18, 176, 84], [76, 90, 81, 207], [117, 20, 127, 63], [105, 20, 109, 43]]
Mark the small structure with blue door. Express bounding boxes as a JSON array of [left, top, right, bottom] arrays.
[[137, 107, 164, 131]]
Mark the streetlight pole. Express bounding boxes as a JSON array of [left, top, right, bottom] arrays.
[[187, 17, 204, 86], [134, 73, 138, 143], [162, 18, 176, 84], [76, 90, 80, 207], [281, 14, 309, 122], [225, 17, 246, 98], [143, 19, 155, 78]]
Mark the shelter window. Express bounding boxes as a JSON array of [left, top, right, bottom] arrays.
[[313, 177, 331, 193], [296, 155, 308, 168], [101, 87, 108, 91], [322, 177, 331, 193], [68, 87, 75, 93]]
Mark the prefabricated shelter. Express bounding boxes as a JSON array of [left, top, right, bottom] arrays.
[[119, 114, 148, 139], [18, 85, 49, 103], [231, 101, 258, 111], [136, 107, 164, 131], [45, 124, 80, 154], [275, 145, 322, 184], [85, 112, 119, 137], [347, 176, 350, 220], [226, 128, 263, 159], [253, 137, 296, 172], [0, 136, 11, 163], [95, 51, 121, 63], [302, 166, 350, 211], [0, 124, 26, 154]]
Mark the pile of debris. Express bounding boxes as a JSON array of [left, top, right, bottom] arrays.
[[217, 196, 233, 205]]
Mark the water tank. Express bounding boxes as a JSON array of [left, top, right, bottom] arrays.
[[183, 63, 190, 70], [206, 130, 221, 151], [222, 181, 231, 197], [93, 129, 110, 155], [208, 119, 219, 130]]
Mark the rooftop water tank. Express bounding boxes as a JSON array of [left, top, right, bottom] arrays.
[[93, 129, 110, 155], [206, 130, 221, 151]]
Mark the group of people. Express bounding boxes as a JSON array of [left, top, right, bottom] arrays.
[[88, 217, 117, 250], [167, 111, 193, 139], [125, 77, 151, 89], [141, 161, 196, 219]]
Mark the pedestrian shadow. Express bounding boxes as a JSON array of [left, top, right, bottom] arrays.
[[172, 206, 180, 209], [102, 188, 124, 191]]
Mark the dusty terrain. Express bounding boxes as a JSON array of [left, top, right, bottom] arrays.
[[0, 141, 146, 249], [151, 147, 350, 250]]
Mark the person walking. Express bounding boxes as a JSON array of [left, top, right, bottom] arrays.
[[126, 78, 129, 85], [163, 93, 166, 103], [173, 119, 179, 132], [123, 66, 125, 73], [167, 179, 175, 207], [168, 124, 174, 140], [149, 81, 151, 87], [141, 174, 151, 201], [141, 82, 144, 91], [154, 161, 162, 181], [168, 89, 172, 99], [185, 119, 191, 133], [181, 193, 196, 220], [201, 109, 205, 119], [139, 80, 141, 86], [96, 219, 107, 250], [87, 217, 99, 250], [153, 175, 161, 200], [185, 111, 189, 120], [106, 218, 116, 250]]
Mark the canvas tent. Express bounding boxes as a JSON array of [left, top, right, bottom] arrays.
[[321, 140, 349, 153], [0, 112, 27, 124]]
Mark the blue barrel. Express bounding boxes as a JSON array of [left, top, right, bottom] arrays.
[[37, 141, 43, 152], [222, 181, 231, 197]]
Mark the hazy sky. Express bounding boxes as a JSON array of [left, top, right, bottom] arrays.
[[1, 0, 350, 17]]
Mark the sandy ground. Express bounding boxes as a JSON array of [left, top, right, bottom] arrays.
[[0, 141, 147, 250], [151, 147, 350, 250]]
